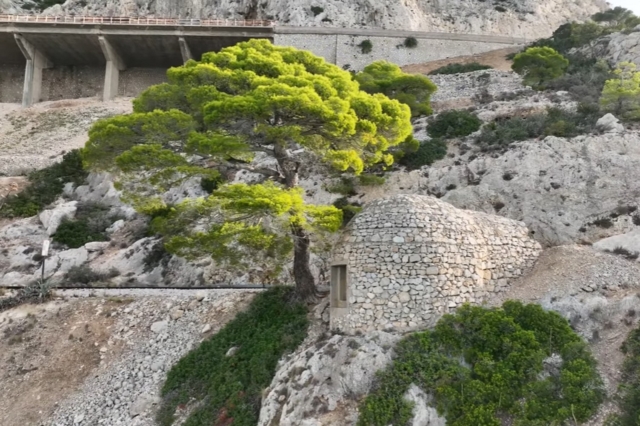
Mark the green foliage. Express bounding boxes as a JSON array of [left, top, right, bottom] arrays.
[[429, 62, 493, 75], [512, 47, 569, 89], [52, 203, 115, 248], [152, 182, 341, 282], [403, 37, 418, 48], [157, 287, 308, 426], [600, 62, 640, 122], [427, 110, 482, 139], [358, 302, 604, 426], [399, 138, 447, 170], [0, 150, 87, 218], [310, 6, 324, 15], [355, 60, 437, 117], [545, 56, 612, 104], [606, 326, 640, 426], [592, 7, 638, 28], [358, 39, 373, 54], [83, 39, 411, 296], [358, 173, 386, 186], [324, 177, 358, 196], [332, 197, 363, 227], [476, 106, 600, 149]]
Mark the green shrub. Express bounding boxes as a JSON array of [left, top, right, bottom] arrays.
[[157, 287, 308, 426], [324, 177, 358, 196], [52, 203, 119, 248], [0, 280, 52, 313], [0, 150, 87, 218], [403, 37, 418, 48], [355, 61, 436, 117], [512, 47, 569, 89], [429, 62, 492, 75], [427, 110, 482, 139], [333, 197, 363, 227], [358, 302, 604, 426], [20, 0, 65, 12], [310, 6, 324, 15], [476, 106, 599, 149], [358, 40, 373, 54], [358, 173, 386, 186], [399, 138, 447, 170], [65, 265, 119, 285]]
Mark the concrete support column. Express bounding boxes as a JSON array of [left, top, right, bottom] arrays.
[[14, 34, 52, 107], [99, 36, 126, 101], [178, 37, 193, 63]]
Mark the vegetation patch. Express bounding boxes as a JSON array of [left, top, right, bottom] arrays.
[[605, 247, 640, 261], [310, 6, 324, 16], [428, 62, 492, 75], [358, 40, 373, 54], [355, 61, 436, 117], [428, 110, 482, 139], [52, 203, 118, 248], [358, 302, 604, 426], [403, 37, 418, 48], [475, 106, 600, 150], [64, 265, 120, 286], [0, 150, 87, 218], [399, 138, 447, 170], [0, 280, 52, 313], [156, 287, 308, 426]]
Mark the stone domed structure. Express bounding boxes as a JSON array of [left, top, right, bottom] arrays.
[[330, 194, 541, 333]]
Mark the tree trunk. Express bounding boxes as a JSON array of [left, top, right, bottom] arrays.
[[274, 143, 317, 302], [292, 224, 317, 302]]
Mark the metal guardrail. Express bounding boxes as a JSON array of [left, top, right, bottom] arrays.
[[0, 14, 276, 27]]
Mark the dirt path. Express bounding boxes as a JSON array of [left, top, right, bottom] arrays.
[[0, 299, 124, 426], [402, 46, 520, 74]]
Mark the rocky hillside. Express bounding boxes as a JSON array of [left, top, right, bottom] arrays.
[[1, 0, 606, 39]]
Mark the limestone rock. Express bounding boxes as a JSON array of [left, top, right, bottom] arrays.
[[9, 0, 606, 41], [150, 320, 168, 333], [404, 384, 447, 426], [593, 229, 640, 258], [596, 113, 624, 133], [258, 332, 400, 426], [39, 200, 78, 236], [129, 393, 159, 418], [226, 346, 239, 357], [606, 27, 640, 67]]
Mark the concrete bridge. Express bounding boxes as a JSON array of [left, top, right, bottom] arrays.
[[0, 14, 527, 107]]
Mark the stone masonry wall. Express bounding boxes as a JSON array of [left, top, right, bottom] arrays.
[[331, 194, 541, 333]]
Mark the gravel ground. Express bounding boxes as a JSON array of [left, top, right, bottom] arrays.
[[0, 98, 132, 176], [46, 290, 257, 426]]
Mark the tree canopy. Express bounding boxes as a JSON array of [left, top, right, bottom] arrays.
[[82, 39, 413, 299], [355, 60, 437, 117], [512, 47, 569, 89], [600, 61, 640, 122]]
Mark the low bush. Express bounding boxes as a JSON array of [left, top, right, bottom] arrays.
[[358, 174, 386, 186], [428, 62, 492, 75], [324, 177, 358, 196], [403, 37, 418, 48], [606, 247, 640, 261], [399, 138, 447, 170], [428, 110, 482, 139], [358, 40, 373, 54], [358, 302, 604, 426], [157, 287, 308, 426], [65, 265, 120, 285], [0, 150, 87, 218], [475, 106, 599, 149], [310, 6, 324, 15], [0, 280, 52, 313], [52, 203, 117, 248]]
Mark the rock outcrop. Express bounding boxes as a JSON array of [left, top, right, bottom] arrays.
[[2, 0, 606, 39], [606, 25, 640, 67]]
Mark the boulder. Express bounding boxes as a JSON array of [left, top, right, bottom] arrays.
[[404, 385, 446, 426], [593, 229, 640, 259], [596, 113, 624, 133], [39, 200, 78, 235]]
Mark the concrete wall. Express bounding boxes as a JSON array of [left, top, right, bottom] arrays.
[[275, 34, 517, 70], [0, 66, 168, 103]]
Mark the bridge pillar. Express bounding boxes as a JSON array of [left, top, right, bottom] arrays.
[[99, 36, 126, 101], [14, 34, 52, 107], [178, 37, 193, 63]]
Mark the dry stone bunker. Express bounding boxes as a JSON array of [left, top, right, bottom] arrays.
[[330, 194, 541, 333]]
